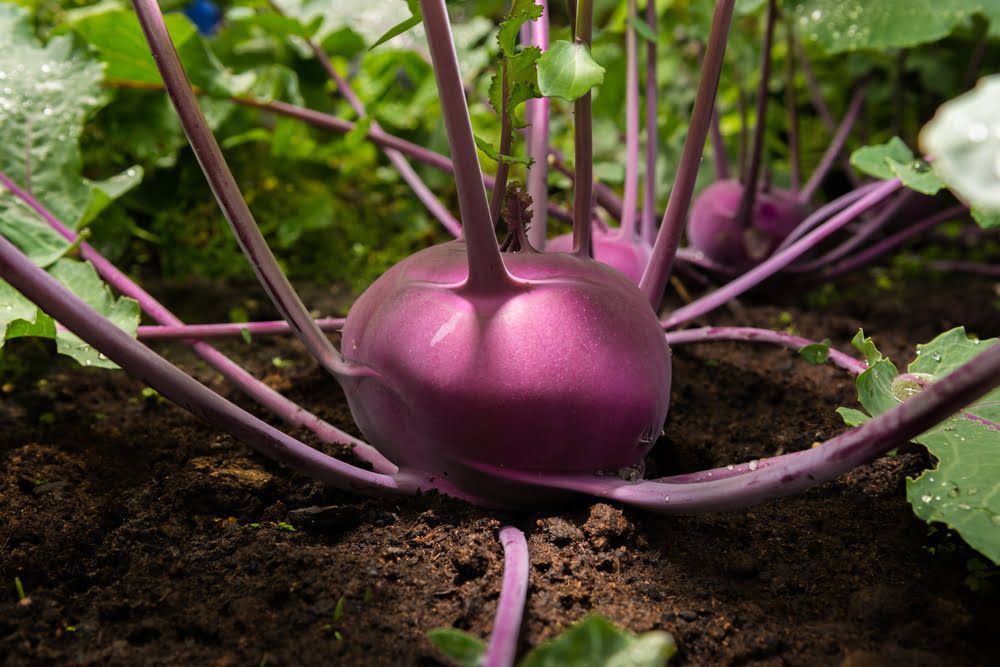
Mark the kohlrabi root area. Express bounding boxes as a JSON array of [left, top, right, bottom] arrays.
[[341, 241, 671, 502], [687, 179, 806, 267]]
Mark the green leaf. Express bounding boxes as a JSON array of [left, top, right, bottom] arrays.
[[498, 0, 544, 57], [837, 407, 871, 427], [839, 327, 1000, 564], [920, 75, 1000, 212], [850, 138, 916, 181], [427, 628, 485, 667], [520, 615, 675, 667], [971, 208, 1000, 229], [851, 329, 884, 366], [79, 166, 144, 228], [474, 135, 532, 166], [793, 1, 1000, 53], [798, 339, 832, 365], [0, 259, 139, 369], [536, 41, 606, 101], [627, 16, 658, 43], [369, 14, 421, 51], [69, 8, 255, 97]]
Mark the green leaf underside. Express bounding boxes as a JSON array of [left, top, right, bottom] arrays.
[[2, 259, 139, 368], [920, 75, 1000, 211], [428, 628, 485, 667], [849, 137, 944, 195], [521, 615, 675, 667], [536, 41, 606, 101], [794, 1, 1000, 53], [840, 327, 1000, 564]]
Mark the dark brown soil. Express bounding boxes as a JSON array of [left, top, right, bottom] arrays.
[[2, 272, 999, 666]]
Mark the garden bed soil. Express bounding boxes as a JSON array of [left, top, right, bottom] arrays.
[[2, 272, 1000, 666]]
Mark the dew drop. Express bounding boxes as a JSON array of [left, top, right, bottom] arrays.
[[931, 352, 942, 362], [957, 504, 971, 511], [811, 9, 822, 20], [992, 515, 1000, 527], [663, 496, 670, 502], [726, 464, 735, 471], [748, 459, 759, 471], [921, 494, 932, 503]]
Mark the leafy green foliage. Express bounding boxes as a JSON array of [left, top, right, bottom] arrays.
[[798, 339, 832, 365], [521, 615, 675, 667], [536, 41, 606, 101], [370, 0, 421, 50], [429, 615, 675, 667], [841, 328, 1000, 564], [921, 75, 1000, 214], [793, 1, 1000, 53], [849, 138, 944, 195]]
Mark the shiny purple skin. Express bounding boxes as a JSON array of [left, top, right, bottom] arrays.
[[340, 240, 671, 502], [687, 179, 806, 268], [546, 228, 652, 284]]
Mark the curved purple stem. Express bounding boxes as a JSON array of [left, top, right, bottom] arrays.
[[0, 171, 394, 473], [572, 0, 596, 257], [663, 326, 867, 375], [641, 0, 658, 245], [0, 233, 494, 504], [524, 0, 551, 250], [776, 181, 882, 251], [618, 0, 641, 240], [470, 334, 1000, 512], [821, 205, 968, 279], [929, 260, 1000, 277], [661, 178, 901, 329], [639, 0, 735, 308], [482, 527, 529, 667], [674, 247, 736, 275], [130, 0, 353, 378], [788, 190, 914, 273], [137, 318, 344, 340], [799, 84, 865, 203]]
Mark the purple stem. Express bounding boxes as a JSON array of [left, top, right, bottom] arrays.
[[788, 190, 914, 273], [489, 61, 514, 226], [710, 106, 729, 181], [638, 0, 735, 308], [641, 0, 658, 245], [661, 178, 902, 329], [0, 171, 394, 473], [130, 0, 353, 378], [572, 0, 595, 257], [0, 233, 493, 504], [418, 0, 513, 292], [137, 318, 344, 340], [799, 84, 865, 203], [524, 0, 551, 250], [618, 0, 641, 240], [482, 527, 529, 667], [470, 335, 1000, 512], [929, 260, 1000, 277], [735, 0, 777, 229], [663, 326, 867, 375], [776, 180, 882, 251], [821, 205, 968, 279], [784, 16, 800, 193], [278, 1, 461, 238], [674, 247, 736, 275]]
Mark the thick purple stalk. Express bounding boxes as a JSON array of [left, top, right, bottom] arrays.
[[282, 3, 461, 238], [482, 527, 529, 667], [710, 107, 729, 181], [130, 0, 353, 378], [489, 61, 514, 225], [524, 0, 551, 249], [617, 0, 641, 240], [418, 0, 513, 292], [776, 181, 882, 251], [638, 0, 735, 308], [784, 16, 800, 193], [734, 0, 777, 229], [929, 260, 1000, 277], [0, 233, 498, 502], [572, 0, 596, 257], [788, 190, 913, 273], [471, 334, 1000, 512], [663, 326, 867, 375], [661, 178, 901, 329], [799, 84, 865, 203], [137, 318, 344, 340], [822, 205, 967, 279], [641, 0, 658, 244], [0, 171, 394, 473]]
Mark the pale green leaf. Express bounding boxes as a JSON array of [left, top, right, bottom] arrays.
[[427, 628, 485, 667], [536, 41, 606, 101], [798, 339, 831, 365], [520, 615, 675, 667]]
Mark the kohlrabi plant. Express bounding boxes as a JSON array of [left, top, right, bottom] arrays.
[[2, 1, 1000, 664]]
